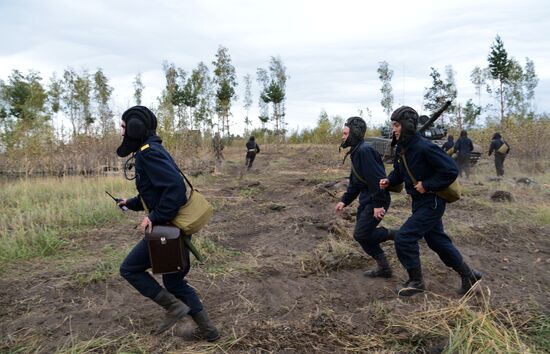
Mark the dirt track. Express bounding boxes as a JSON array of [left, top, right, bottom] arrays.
[[1, 144, 549, 353]]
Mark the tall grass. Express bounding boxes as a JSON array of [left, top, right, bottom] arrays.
[[387, 291, 534, 353], [0, 176, 135, 265]]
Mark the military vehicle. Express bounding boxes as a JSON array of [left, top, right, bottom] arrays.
[[365, 101, 481, 164]]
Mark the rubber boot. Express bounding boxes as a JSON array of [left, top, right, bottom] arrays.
[[178, 309, 220, 341], [396, 266, 425, 297], [152, 289, 190, 335], [454, 262, 482, 295], [364, 253, 393, 278]]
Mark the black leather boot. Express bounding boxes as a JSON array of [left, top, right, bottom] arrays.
[[386, 228, 397, 241], [152, 289, 190, 335], [454, 262, 482, 294], [178, 309, 220, 341], [364, 253, 393, 278], [396, 266, 425, 297]]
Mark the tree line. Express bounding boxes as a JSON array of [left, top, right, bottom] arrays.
[[0, 46, 289, 155], [376, 35, 540, 129], [0, 36, 546, 175]]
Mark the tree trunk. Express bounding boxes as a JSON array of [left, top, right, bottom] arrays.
[[225, 112, 230, 138], [274, 103, 279, 134], [500, 80, 504, 123], [457, 104, 462, 131]]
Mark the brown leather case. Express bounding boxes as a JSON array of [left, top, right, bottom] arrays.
[[144, 225, 189, 274]]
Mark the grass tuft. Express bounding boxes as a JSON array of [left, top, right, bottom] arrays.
[[301, 237, 364, 274]]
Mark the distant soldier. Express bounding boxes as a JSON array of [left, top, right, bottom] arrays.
[[488, 132, 510, 177], [441, 135, 454, 154], [380, 106, 482, 296], [245, 136, 260, 170], [454, 130, 474, 179], [211, 132, 224, 175], [211, 132, 224, 161], [335, 117, 395, 279]]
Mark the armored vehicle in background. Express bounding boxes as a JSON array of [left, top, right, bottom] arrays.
[[365, 101, 481, 165]]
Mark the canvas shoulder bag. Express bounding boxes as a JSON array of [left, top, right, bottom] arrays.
[[171, 171, 213, 235], [497, 141, 509, 154], [401, 154, 461, 203], [139, 160, 213, 235], [446, 146, 455, 156]]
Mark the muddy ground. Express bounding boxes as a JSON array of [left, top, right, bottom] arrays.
[[1, 144, 549, 353]]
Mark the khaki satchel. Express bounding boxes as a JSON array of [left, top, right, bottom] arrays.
[[497, 142, 509, 154], [171, 173, 213, 235], [401, 155, 461, 203], [446, 146, 455, 156], [140, 170, 213, 235]]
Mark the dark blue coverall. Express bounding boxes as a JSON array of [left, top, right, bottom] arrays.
[[341, 142, 391, 258], [387, 134, 464, 271], [120, 135, 203, 314], [454, 136, 474, 178], [488, 138, 510, 177]]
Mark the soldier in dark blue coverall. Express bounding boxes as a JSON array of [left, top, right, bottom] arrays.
[[380, 106, 482, 296], [245, 136, 260, 169], [454, 130, 474, 179], [441, 135, 454, 153], [488, 132, 510, 176], [335, 117, 395, 278], [116, 106, 219, 341]]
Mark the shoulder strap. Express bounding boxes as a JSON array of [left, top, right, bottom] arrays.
[[140, 142, 194, 191], [173, 164, 194, 192], [401, 154, 418, 185], [166, 153, 195, 196], [350, 153, 389, 205], [350, 161, 368, 185]]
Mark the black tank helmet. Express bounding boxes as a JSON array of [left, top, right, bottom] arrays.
[[117, 106, 158, 157], [341, 116, 367, 149], [390, 106, 418, 145]]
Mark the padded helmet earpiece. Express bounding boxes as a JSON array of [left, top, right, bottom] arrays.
[[117, 106, 158, 157], [126, 118, 147, 139]]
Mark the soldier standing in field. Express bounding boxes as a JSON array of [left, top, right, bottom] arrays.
[[454, 130, 474, 179], [488, 132, 510, 177], [245, 136, 260, 170], [212, 132, 224, 175]]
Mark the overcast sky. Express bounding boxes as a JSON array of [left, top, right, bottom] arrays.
[[1, 0, 549, 132]]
